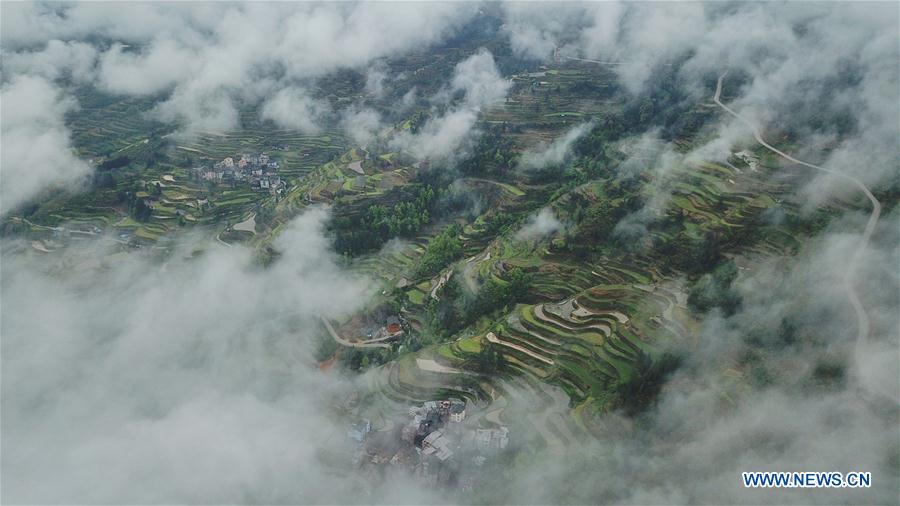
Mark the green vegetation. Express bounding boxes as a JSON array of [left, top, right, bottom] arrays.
[[332, 185, 435, 255], [472, 341, 505, 373], [688, 259, 742, 316], [614, 351, 682, 417], [417, 224, 463, 277]]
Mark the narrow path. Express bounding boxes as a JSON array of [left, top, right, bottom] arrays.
[[559, 54, 672, 67], [714, 73, 894, 404], [486, 332, 554, 366], [430, 268, 453, 300], [20, 218, 132, 244], [319, 316, 390, 349], [30, 241, 52, 253], [21, 218, 61, 232], [508, 318, 563, 347], [534, 304, 611, 337], [563, 56, 623, 65], [216, 230, 233, 248]]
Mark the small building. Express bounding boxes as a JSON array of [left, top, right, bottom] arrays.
[[421, 430, 453, 461], [449, 399, 466, 423], [386, 316, 402, 334]]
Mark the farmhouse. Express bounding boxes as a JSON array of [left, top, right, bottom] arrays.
[[386, 316, 402, 335], [421, 430, 453, 461], [449, 399, 466, 423]]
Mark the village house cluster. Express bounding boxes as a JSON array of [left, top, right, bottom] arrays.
[[192, 153, 286, 196], [346, 398, 511, 490], [401, 399, 469, 461], [363, 315, 404, 342]]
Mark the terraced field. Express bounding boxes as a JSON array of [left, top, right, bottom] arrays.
[[483, 64, 620, 143], [175, 128, 348, 182], [357, 123, 819, 444], [51, 54, 854, 452], [490, 275, 684, 420], [68, 87, 171, 158]]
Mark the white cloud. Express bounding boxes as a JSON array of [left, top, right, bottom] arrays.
[[97, 40, 196, 95], [0, 207, 383, 503], [519, 122, 591, 170], [340, 107, 382, 146], [260, 87, 330, 134], [151, 86, 241, 135], [364, 64, 388, 97], [1, 40, 97, 83], [0, 75, 92, 215], [515, 207, 564, 241], [393, 108, 478, 161], [391, 49, 510, 161], [450, 48, 512, 109], [501, 3, 591, 60]]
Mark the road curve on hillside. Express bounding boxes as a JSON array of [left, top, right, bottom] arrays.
[[714, 73, 895, 404], [216, 230, 233, 248], [319, 316, 390, 349]]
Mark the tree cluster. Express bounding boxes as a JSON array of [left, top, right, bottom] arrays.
[[423, 267, 533, 342], [473, 341, 504, 374], [615, 351, 682, 417], [458, 124, 518, 178], [417, 223, 463, 277], [687, 259, 742, 316], [332, 185, 436, 256]]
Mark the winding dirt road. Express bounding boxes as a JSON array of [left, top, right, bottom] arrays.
[[319, 316, 390, 349], [485, 332, 554, 366], [714, 73, 895, 404], [215, 231, 233, 248]]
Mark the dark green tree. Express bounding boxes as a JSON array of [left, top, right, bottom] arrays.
[[475, 341, 504, 373], [616, 351, 682, 417]]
